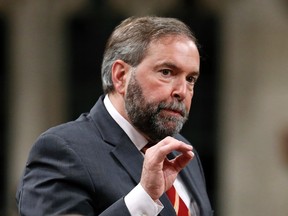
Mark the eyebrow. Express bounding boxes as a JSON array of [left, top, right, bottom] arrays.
[[154, 61, 200, 76]]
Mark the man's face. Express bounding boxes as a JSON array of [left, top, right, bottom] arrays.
[[124, 35, 200, 142]]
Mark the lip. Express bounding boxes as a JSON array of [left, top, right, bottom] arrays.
[[162, 109, 184, 117]]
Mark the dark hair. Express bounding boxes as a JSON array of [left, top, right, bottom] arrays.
[[101, 16, 198, 93]]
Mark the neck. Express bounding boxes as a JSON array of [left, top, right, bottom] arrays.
[[108, 92, 129, 122]]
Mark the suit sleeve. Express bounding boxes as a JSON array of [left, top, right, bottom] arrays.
[[16, 133, 131, 216]]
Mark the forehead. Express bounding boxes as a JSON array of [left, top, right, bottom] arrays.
[[143, 35, 200, 71]]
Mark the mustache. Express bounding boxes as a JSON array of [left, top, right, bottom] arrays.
[[158, 100, 188, 118]]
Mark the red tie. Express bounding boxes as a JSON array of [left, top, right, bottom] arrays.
[[166, 185, 190, 216]]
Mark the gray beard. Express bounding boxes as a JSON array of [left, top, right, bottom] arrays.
[[124, 73, 188, 142]]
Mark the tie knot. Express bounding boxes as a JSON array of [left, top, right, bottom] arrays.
[[141, 142, 155, 153]]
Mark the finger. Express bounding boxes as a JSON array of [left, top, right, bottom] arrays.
[[171, 151, 194, 172], [162, 137, 193, 152], [147, 137, 193, 163]]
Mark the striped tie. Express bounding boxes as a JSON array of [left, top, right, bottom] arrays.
[[166, 185, 190, 216]]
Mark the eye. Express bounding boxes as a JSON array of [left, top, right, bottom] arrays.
[[186, 75, 197, 84], [160, 69, 172, 76]]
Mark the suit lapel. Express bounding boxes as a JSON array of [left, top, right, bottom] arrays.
[[180, 165, 202, 204], [91, 96, 144, 184], [159, 194, 176, 216], [179, 155, 210, 215], [111, 135, 144, 184]]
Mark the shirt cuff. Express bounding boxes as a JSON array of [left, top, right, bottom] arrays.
[[124, 183, 163, 216]]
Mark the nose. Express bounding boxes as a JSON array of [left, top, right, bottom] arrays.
[[172, 78, 188, 101]]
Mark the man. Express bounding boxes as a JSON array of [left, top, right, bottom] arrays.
[[16, 16, 213, 215]]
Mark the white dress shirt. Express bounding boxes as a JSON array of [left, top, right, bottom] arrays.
[[104, 95, 194, 216]]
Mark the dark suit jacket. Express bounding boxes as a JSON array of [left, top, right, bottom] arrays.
[[16, 95, 213, 216]]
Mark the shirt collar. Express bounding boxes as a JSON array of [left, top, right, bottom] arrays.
[[103, 94, 148, 151]]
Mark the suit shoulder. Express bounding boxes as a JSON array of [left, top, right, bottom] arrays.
[[43, 113, 97, 139]]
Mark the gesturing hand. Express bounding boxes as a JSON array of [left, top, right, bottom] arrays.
[[140, 136, 194, 200]]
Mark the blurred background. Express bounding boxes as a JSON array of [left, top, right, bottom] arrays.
[[0, 0, 288, 215]]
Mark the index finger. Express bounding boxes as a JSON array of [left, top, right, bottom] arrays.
[[146, 136, 193, 162]]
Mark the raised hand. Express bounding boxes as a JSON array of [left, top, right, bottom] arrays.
[[140, 136, 194, 200]]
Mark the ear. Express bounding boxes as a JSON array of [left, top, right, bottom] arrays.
[[111, 60, 131, 95]]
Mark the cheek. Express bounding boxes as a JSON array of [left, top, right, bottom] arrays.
[[141, 82, 170, 100]]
